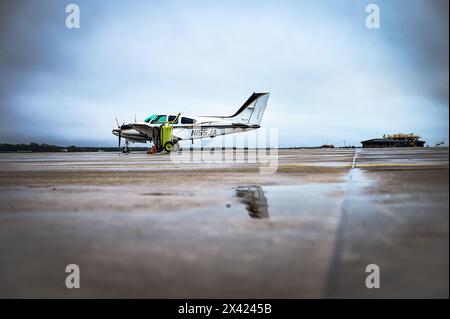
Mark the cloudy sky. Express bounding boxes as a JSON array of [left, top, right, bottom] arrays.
[[0, 0, 448, 147]]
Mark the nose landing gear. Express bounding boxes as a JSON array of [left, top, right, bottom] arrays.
[[122, 140, 130, 153]]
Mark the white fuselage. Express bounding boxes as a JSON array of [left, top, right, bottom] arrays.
[[113, 116, 260, 144]]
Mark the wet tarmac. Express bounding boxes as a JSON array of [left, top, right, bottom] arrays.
[[0, 148, 448, 298]]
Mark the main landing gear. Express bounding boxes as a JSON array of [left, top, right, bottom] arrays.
[[148, 140, 179, 154]]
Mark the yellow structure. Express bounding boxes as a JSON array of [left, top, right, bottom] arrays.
[[159, 113, 180, 153], [383, 133, 421, 139]]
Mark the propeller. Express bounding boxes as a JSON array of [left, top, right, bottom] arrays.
[[115, 117, 122, 149]]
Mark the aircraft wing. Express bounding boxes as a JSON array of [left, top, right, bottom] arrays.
[[131, 123, 155, 139]]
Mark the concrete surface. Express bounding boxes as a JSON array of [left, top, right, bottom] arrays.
[[0, 148, 448, 298]]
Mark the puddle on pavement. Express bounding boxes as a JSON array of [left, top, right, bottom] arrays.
[[234, 183, 346, 220], [235, 186, 269, 219], [141, 191, 194, 196], [135, 182, 349, 220], [347, 168, 374, 190]]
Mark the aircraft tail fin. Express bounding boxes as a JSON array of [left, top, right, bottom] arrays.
[[228, 92, 270, 126]]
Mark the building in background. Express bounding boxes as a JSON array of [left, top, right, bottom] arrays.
[[361, 133, 426, 148]]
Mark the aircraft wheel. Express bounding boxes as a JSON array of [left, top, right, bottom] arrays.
[[173, 142, 181, 152], [122, 146, 130, 153], [164, 141, 174, 153]]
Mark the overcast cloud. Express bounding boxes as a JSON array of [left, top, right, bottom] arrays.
[[0, 0, 448, 147]]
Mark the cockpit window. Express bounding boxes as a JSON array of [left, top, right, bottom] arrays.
[[181, 117, 195, 124], [144, 114, 157, 123], [168, 115, 179, 124], [151, 115, 167, 123]]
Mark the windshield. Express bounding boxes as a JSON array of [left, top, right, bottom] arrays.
[[144, 114, 157, 123], [151, 115, 167, 123]]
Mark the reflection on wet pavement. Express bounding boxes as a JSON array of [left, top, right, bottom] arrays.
[[0, 148, 447, 298], [235, 186, 269, 219]]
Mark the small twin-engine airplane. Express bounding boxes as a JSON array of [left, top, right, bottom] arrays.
[[112, 92, 270, 153]]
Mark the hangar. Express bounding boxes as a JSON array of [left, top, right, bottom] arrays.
[[361, 133, 426, 148]]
